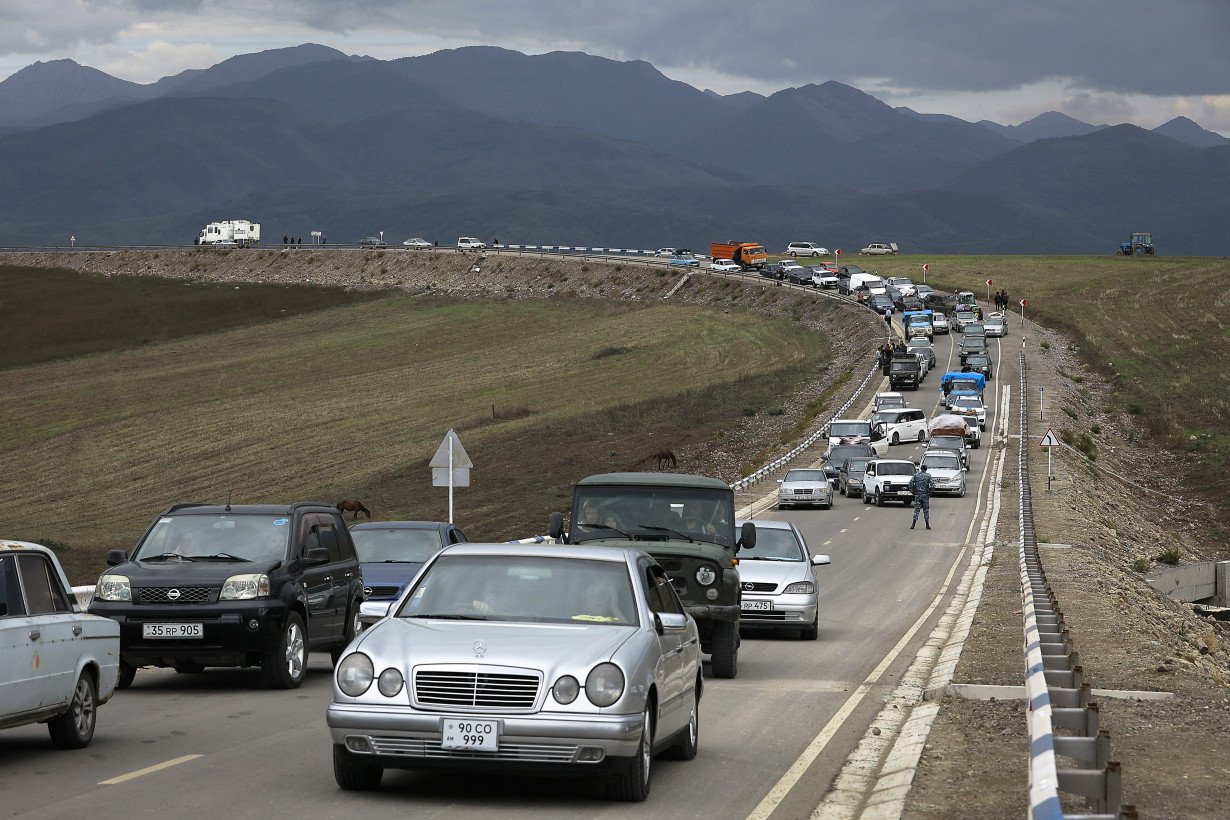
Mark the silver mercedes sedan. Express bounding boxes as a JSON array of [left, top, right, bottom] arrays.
[[327, 544, 702, 802]]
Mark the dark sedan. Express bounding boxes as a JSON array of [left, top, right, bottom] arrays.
[[868, 294, 895, 314], [350, 521, 468, 626], [964, 353, 995, 380]]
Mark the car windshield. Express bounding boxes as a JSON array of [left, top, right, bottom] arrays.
[[133, 514, 289, 562], [845, 458, 871, 473], [931, 436, 964, 448], [889, 360, 916, 371], [397, 555, 638, 626], [830, 421, 871, 438], [953, 398, 982, 410], [967, 356, 990, 366], [571, 486, 734, 548], [784, 470, 827, 483], [737, 528, 804, 562], [908, 341, 928, 350], [352, 528, 444, 563], [877, 462, 916, 476], [922, 455, 961, 471]]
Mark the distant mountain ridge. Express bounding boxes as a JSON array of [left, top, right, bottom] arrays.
[[0, 44, 1226, 254]]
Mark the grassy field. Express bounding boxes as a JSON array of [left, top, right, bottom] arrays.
[[2, 277, 829, 582]]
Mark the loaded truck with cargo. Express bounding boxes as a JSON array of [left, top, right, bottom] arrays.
[[709, 241, 768, 270], [196, 220, 261, 247], [550, 472, 754, 679]]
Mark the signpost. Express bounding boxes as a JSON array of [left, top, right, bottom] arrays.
[[1020, 297, 1028, 324], [430, 429, 472, 524], [986, 277, 993, 305], [1040, 427, 1060, 490], [922, 262, 929, 283], [1039, 386, 1044, 421]]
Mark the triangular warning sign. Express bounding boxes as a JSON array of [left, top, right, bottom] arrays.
[[1039, 429, 1060, 447]]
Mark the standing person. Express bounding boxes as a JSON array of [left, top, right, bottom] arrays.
[[283, 235, 288, 246], [884, 307, 893, 332], [908, 464, 935, 530]]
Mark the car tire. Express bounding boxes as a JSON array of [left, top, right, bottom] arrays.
[[972, 439, 980, 449], [262, 612, 307, 689], [333, 743, 383, 790], [607, 705, 654, 801], [663, 685, 700, 761], [875, 490, 884, 507], [862, 490, 871, 504], [331, 603, 362, 666], [47, 671, 97, 749], [117, 661, 137, 690], [709, 621, 739, 679], [918, 430, 927, 442], [891, 432, 900, 445], [801, 616, 819, 641], [959, 482, 967, 498]]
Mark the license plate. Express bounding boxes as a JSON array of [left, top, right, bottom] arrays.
[[741, 600, 772, 612], [142, 622, 203, 639], [441, 719, 499, 752]]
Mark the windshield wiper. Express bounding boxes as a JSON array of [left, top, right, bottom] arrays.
[[635, 524, 694, 543], [194, 553, 252, 562], [138, 552, 196, 562], [410, 613, 489, 620], [574, 523, 634, 540]]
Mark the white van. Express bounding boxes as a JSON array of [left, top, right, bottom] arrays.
[[785, 241, 829, 257], [849, 273, 887, 295], [457, 237, 487, 250], [871, 408, 929, 446]]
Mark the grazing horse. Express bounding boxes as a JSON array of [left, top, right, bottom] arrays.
[[336, 499, 371, 520], [652, 449, 678, 470]]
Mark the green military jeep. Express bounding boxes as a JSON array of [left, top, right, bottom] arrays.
[[550, 473, 755, 678]]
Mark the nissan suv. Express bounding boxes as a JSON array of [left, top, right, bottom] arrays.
[[89, 502, 364, 690]]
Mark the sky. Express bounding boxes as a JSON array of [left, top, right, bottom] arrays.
[[2, 0, 1229, 134]]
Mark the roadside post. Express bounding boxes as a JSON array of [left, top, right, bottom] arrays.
[[986, 277, 993, 306], [1039, 386, 1044, 421], [1040, 428, 1059, 490], [430, 429, 472, 524], [1019, 297, 1028, 325], [70, 235, 75, 248], [922, 262, 929, 283]]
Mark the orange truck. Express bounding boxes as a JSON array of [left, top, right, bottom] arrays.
[[709, 241, 767, 270]]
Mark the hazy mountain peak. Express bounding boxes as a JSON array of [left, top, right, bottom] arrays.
[[0, 58, 142, 124], [1153, 116, 1229, 148]]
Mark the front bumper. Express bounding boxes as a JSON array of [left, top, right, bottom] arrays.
[[739, 594, 817, 629], [779, 489, 832, 507], [876, 486, 915, 503], [327, 702, 644, 773], [89, 599, 288, 665], [684, 603, 740, 624]]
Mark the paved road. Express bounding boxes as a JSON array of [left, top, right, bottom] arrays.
[[0, 326, 1014, 820]]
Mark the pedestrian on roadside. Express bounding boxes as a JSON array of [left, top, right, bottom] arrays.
[[908, 464, 935, 530], [884, 308, 893, 330], [283, 235, 288, 245]]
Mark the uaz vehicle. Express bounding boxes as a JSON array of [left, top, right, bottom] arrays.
[[89, 502, 364, 689], [888, 355, 922, 390], [550, 473, 753, 679], [327, 544, 702, 802], [1, 541, 120, 748]]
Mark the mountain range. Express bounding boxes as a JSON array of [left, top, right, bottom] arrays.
[[0, 44, 1226, 254]]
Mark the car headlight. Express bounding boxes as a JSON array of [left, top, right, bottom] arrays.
[[552, 675, 580, 705], [377, 667, 404, 697], [337, 653, 374, 697], [96, 574, 131, 601], [695, 566, 717, 586], [783, 581, 815, 595], [585, 663, 625, 707], [219, 573, 270, 600]]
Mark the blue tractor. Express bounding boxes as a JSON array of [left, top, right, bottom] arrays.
[[1119, 232, 1155, 255]]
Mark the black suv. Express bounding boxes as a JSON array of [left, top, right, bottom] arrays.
[[89, 502, 364, 689]]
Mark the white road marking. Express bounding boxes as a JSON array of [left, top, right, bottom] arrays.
[[839, 528, 848, 534], [99, 755, 203, 785], [745, 543, 969, 820], [824, 539, 833, 546]]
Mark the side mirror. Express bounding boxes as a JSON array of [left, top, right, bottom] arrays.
[[811, 554, 831, 566], [738, 521, 757, 550], [305, 547, 330, 564], [107, 549, 129, 566], [657, 612, 688, 633], [548, 511, 564, 541], [359, 600, 391, 625]]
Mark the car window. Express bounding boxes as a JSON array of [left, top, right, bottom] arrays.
[[0, 556, 27, 617], [737, 528, 804, 561], [17, 553, 73, 615], [644, 567, 685, 616], [353, 528, 446, 563]]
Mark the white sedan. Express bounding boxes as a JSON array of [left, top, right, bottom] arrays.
[[402, 237, 432, 249], [1, 541, 120, 748], [710, 259, 742, 272]]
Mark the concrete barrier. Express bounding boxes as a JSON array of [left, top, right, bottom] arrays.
[[1147, 560, 1230, 605]]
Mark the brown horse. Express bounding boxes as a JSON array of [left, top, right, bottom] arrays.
[[652, 449, 678, 470], [336, 499, 371, 520]]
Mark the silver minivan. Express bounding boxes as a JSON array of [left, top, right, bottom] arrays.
[[785, 241, 829, 257], [872, 408, 929, 445]]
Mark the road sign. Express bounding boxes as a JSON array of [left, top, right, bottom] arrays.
[[431, 429, 471, 523], [922, 263, 929, 272], [986, 278, 993, 286], [835, 248, 841, 257], [1020, 298, 1028, 307], [1039, 429, 1060, 447]]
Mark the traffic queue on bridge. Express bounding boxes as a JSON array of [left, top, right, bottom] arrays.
[[1, 276, 999, 804]]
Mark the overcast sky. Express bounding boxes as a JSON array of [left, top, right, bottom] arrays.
[[3, 0, 1229, 133]]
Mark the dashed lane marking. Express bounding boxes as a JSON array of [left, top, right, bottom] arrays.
[[99, 755, 203, 785]]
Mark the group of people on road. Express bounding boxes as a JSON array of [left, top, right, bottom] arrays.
[[282, 235, 304, 246], [993, 289, 1011, 312], [877, 340, 908, 374]]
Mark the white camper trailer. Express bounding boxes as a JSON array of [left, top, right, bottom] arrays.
[[197, 220, 261, 247]]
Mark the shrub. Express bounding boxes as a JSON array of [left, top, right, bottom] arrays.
[[1040, 341, 1051, 350], [1130, 558, 1151, 573], [1155, 547, 1182, 566]]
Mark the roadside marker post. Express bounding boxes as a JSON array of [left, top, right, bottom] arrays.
[[1040, 427, 1060, 491], [986, 277, 993, 306], [1039, 386, 1044, 421], [430, 429, 472, 524], [922, 262, 929, 283], [1020, 297, 1028, 324]]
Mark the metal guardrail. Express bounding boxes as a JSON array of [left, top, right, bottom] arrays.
[[1019, 346, 1135, 819]]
